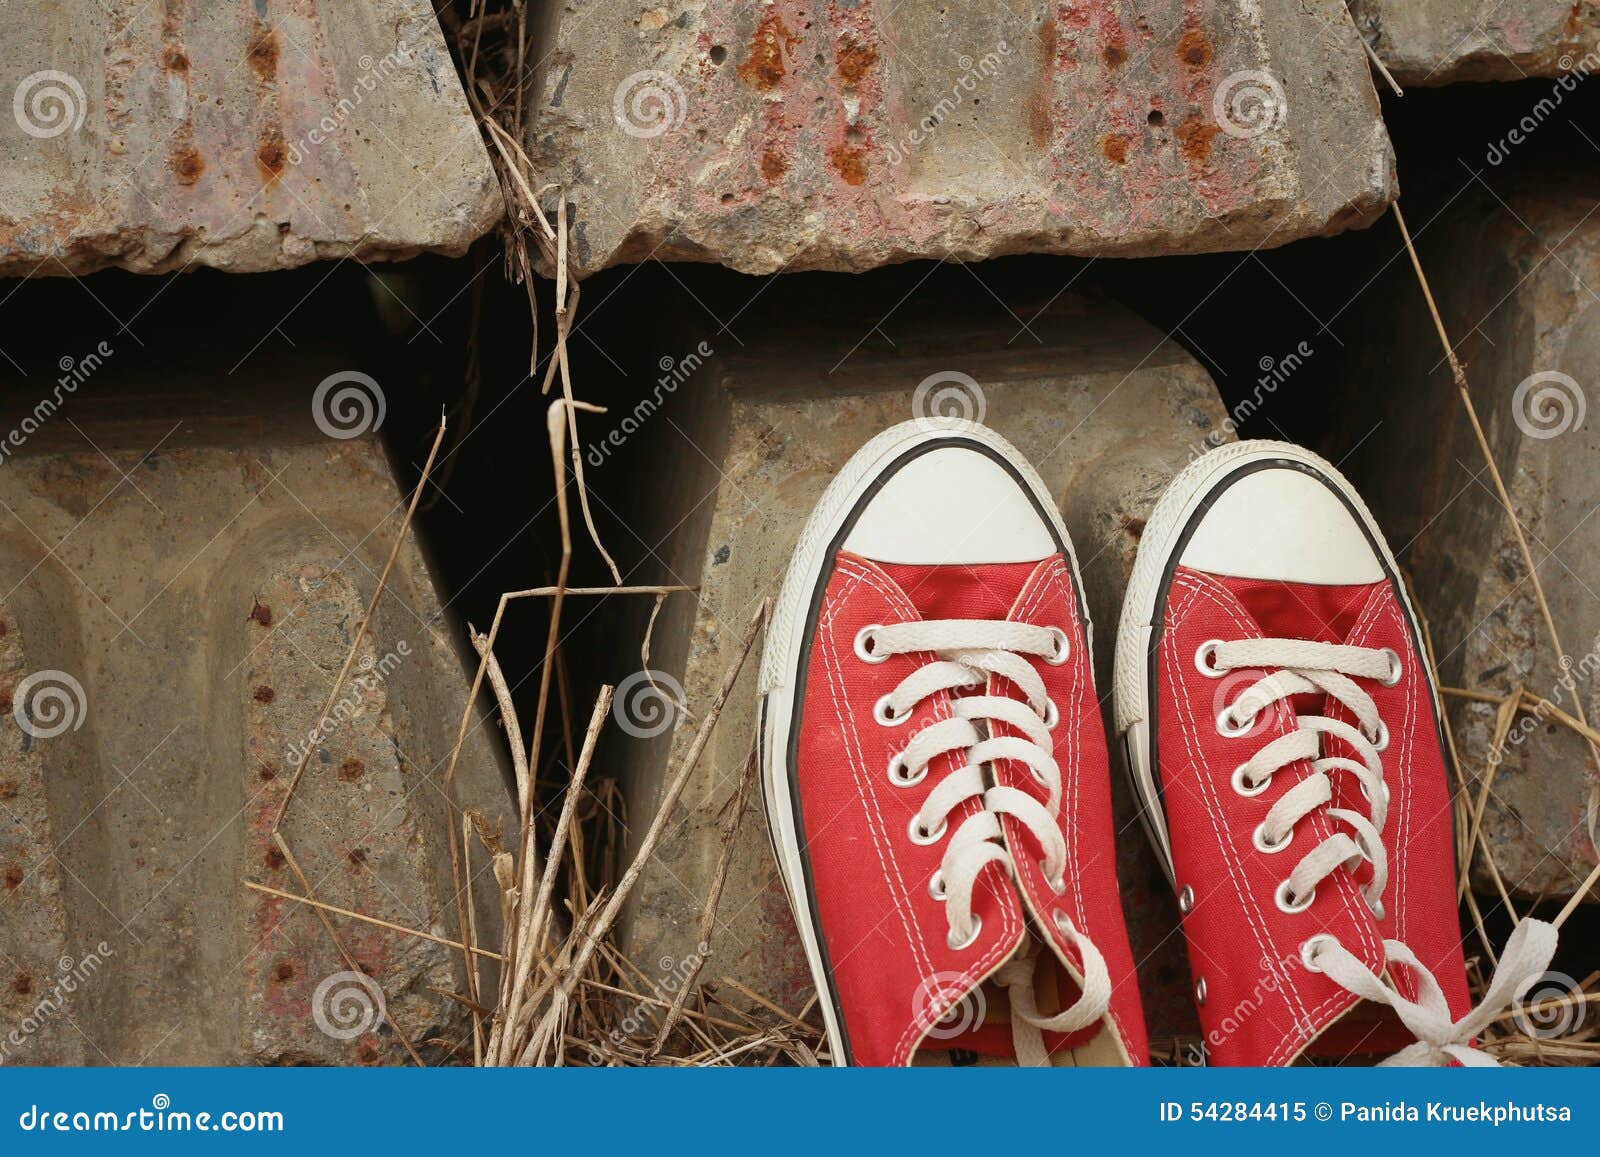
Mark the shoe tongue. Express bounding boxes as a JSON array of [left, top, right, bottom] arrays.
[[1203, 572, 1382, 643], [874, 560, 1045, 622]]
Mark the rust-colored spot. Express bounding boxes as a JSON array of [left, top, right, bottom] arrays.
[[248, 600, 273, 627], [3, 865, 22, 891], [274, 960, 296, 983], [737, 8, 798, 90], [836, 35, 878, 86], [1178, 30, 1212, 69], [347, 848, 368, 867], [258, 763, 277, 782], [338, 758, 365, 782], [256, 137, 285, 179], [171, 147, 205, 185], [0, 780, 17, 801], [162, 47, 189, 73], [1102, 42, 1127, 69], [356, 1040, 382, 1065], [0, 620, 8, 635], [253, 685, 275, 705], [264, 846, 286, 870], [247, 28, 280, 83], [1101, 135, 1129, 164], [1175, 115, 1221, 163], [1121, 515, 1147, 540], [1029, 19, 1059, 148], [13, 971, 33, 996], [829, 143, 868, 186], [760, 148, 788, 182]]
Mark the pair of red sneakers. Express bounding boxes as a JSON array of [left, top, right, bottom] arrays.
[[757, 419, 1557, 1066]]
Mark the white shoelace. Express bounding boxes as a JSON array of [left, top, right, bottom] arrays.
[[1207, 637, 1558, 1065], [863, 619, 1111, 1063]]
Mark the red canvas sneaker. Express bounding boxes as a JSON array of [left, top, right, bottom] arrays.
[[759, 418, 1148, 1067], [1115, 440, 1557, 1066]]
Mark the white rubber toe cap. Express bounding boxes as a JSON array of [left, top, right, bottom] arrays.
[[1180, 465, 1384, 584], [841, 444, 1055, 565]]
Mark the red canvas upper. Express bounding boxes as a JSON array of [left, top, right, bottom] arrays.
[[1154, 565, 1469, 1065], [794, 550, 1148, 1066]]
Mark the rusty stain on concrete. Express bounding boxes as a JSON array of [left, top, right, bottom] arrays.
[[738, 7, 798, 89]]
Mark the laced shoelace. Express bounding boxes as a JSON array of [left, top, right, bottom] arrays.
[[1205, 636, 1558, 1066], [862, 618, 1111, 1063]]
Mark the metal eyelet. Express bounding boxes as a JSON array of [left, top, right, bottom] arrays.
[[1275, 878, 1315, 914], [1042, 697, 1059, 729], [908, 812, 947, 845], [1194, 639, 1226, 678], [1216, 704, 1254, 738], [1379, 648, 1402, 687], [888, 753, 925, 787], [1368, 898, 1387, 921], [874, 694, 910, 726], [1231, 764, 1269, 798], [947, 914, 982, 950], [854, 624, 889, 664], [1368, 718, 1390, 752], [1177, 884, 1194, 914], [1300, 933, 1336, 972], [1044, 626, 1071, 666], [1359, 776, 1391, 807], [1194, 976, 1208, 1006], [1043, 866, 1067, 895], [1253, 823, 1293, 854], [928, 869, 947, 901]]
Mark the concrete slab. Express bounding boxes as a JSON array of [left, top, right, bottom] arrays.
[[0, 0, 501, 276], [0, 380, 514, 1064], [1350, 1, 1600, 86], [1342, 177, 1600, 903], [527, 0, 1394, 276]]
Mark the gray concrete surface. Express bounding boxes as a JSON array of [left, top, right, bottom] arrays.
[[0, 379, 513, 1064], [1350, 1, 1600, 86], [526, 0, 1394, 276], [0, 0, 501, 276], [1342, 177, 1600, 903]]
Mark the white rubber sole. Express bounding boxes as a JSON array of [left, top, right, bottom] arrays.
[[1111, 440, 1434, 883], [757, 417, 1086, 1066]]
